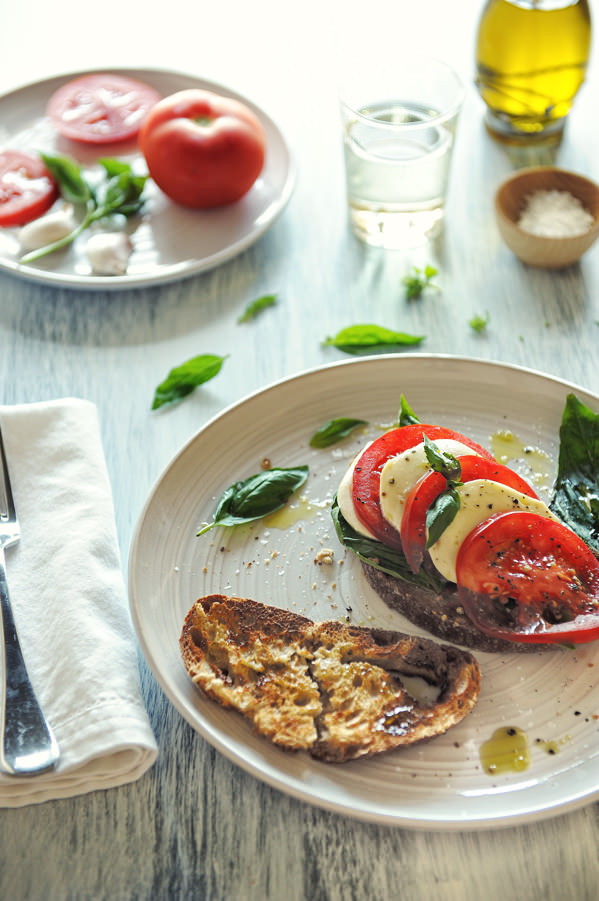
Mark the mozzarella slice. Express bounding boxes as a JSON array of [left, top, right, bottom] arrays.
[[336, 449, 377, 539], [85, 232, 133, 275], [380, 440, 478, 533], [428, 479, 559, 583], [19, 205, 76, 251]]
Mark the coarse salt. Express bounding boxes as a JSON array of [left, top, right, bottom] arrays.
[[517, 189, 594, 238]]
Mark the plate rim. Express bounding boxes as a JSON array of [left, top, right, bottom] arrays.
[[0, 65, 296, 290], [128, 354, 599, 830]]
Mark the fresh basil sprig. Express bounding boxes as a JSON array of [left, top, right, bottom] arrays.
[[322, 324, 425, 355], [237, 294, 277, 323], [550, 393, 599, 554], [152, 354, 227, 410], [401, 264, 438, 300], [197, 466, 309, 535], [309, 417, 368, 448], [20, 154, 148, 263], [469, 311, 490, 333]]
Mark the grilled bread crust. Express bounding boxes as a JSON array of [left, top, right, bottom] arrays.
[[180, 594, 481, 763]]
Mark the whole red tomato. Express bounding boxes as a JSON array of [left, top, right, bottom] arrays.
[[139, 89, 266, 209]]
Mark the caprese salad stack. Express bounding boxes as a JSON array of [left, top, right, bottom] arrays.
[[333, 403, 599, 650]]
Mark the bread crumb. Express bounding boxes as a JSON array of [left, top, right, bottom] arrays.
[[314, 548, 335, 565]]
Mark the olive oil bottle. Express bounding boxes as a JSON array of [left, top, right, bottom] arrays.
[[475, 0, 592, 142]]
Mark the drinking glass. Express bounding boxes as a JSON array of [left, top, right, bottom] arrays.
[[340, 58, 464, 249]]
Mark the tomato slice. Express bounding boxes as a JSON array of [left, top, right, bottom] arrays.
[[0, 150, 58, 227], [456, 511, 599, 644], [401, 455, 539, 573], [351, 425, 495, 549], [47, 73, 161, 144]]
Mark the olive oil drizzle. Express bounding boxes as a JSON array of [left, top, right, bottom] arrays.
[[263, 494, 330, 529], [480, 726, 567, 776], [489, 430, 553, 492], [480, 726, 531, 775]]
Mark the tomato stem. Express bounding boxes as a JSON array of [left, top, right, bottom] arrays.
[[193, 115, 216, 127]]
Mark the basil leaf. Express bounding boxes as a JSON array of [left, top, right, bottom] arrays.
[[152, 354, 227, 410], [98, 158, 133, 177], [41, 153, 92, 205], [322, 324, 425, 355], [426, 486, 461, 547], [198, 466, 309, 535], [550, 393, 599, 554], [423, 434, 462, 481], [309, 417, 368, 448], [237, 294, 277, 323], [331, 496, 444, 592], [397, 394, 420, 427], [98, 171, 148, 217]]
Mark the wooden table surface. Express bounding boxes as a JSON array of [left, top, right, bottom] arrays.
[[1, 1, 599, 898]]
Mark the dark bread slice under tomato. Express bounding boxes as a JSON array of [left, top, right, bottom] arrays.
[[361, 560, 554, 654]]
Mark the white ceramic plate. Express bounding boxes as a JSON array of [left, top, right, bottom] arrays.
[[128, 355, 599, 830], [0, 68, 294, 289]]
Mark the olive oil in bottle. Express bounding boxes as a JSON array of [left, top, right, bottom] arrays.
[[475, 0, 592, 142]]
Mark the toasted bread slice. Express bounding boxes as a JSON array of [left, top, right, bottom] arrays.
[[180, 594, 481, 763]]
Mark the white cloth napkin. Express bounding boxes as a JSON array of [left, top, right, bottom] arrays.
[[0, 398, 157, 807]]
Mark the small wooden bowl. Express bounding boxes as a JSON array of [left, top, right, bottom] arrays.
[[494, 166, 599, 268]]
